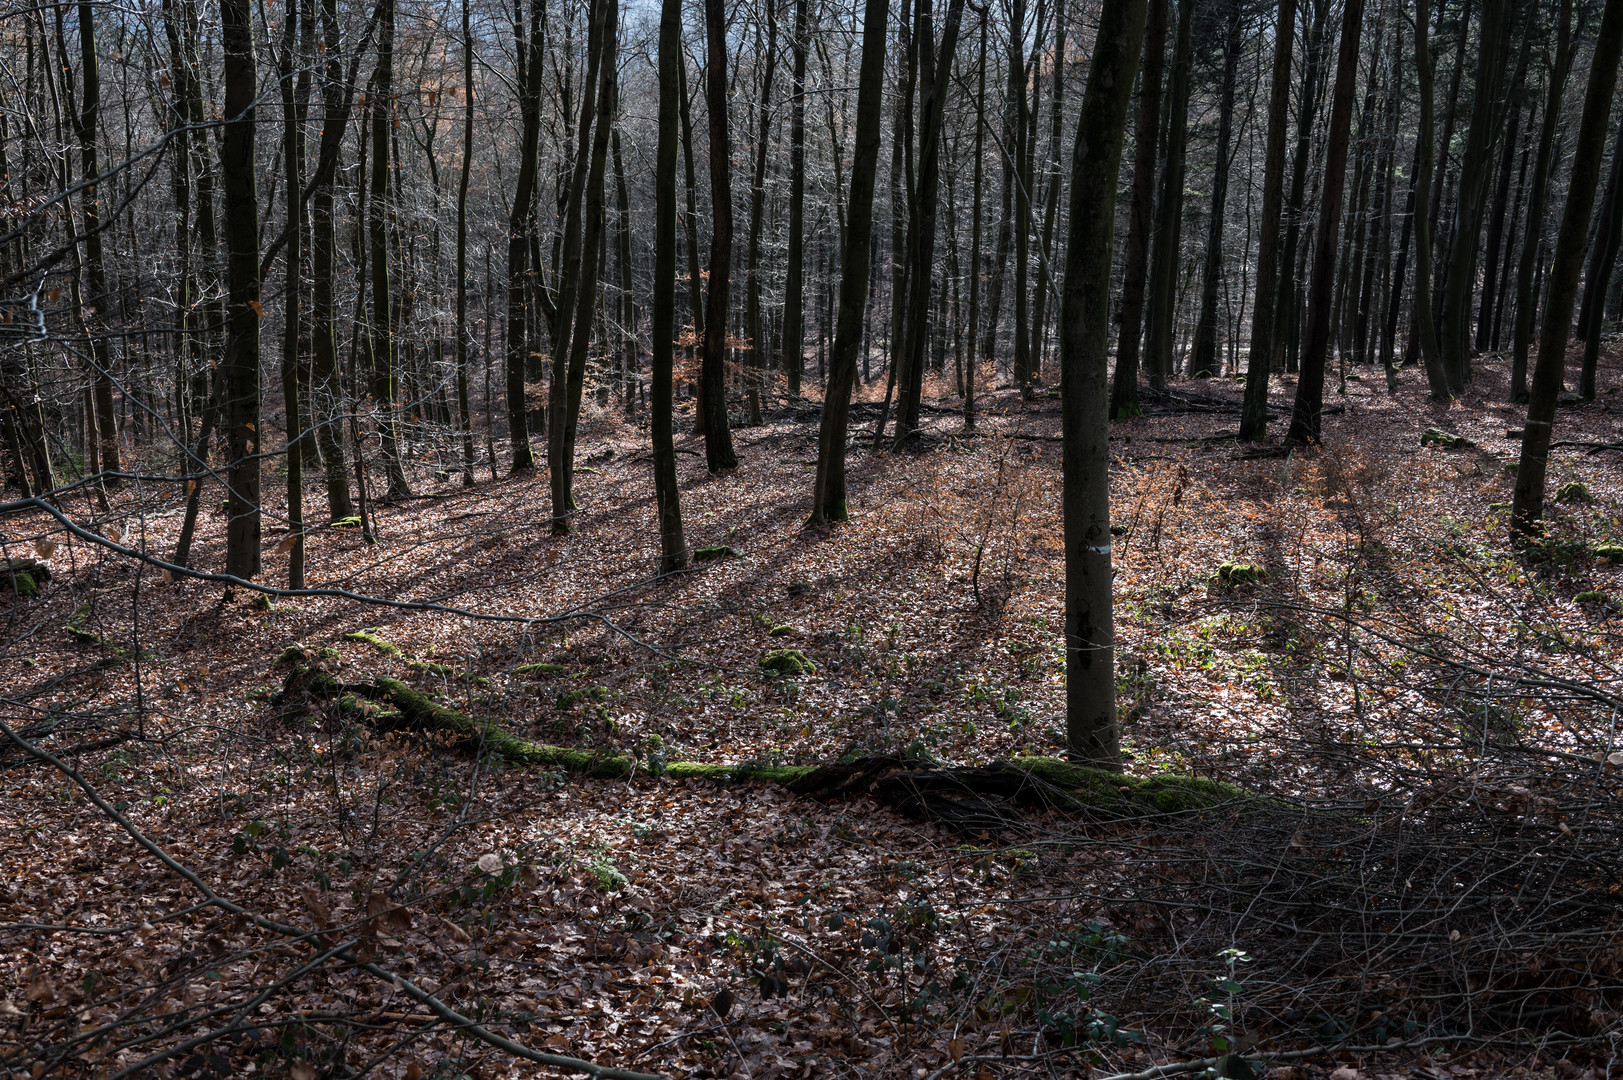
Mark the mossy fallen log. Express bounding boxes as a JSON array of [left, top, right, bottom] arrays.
[[276, 659, 1258, 831]]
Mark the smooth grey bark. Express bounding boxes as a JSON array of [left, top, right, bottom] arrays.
[[653, 0, 688, 572], [1061, 0, 1148, 768]]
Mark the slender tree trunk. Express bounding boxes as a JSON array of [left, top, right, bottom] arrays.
[[964, 12, 987, 433], [1144, 0, 1192, 389], [745, 1, 779, 428], [1239, 0, 1296, 440], [73, 2, 122, 484], [221, 0, 261, 578], [456, 0, 476, 484], [1028, 0, 1066, 389], [1579, 111, 1623, 399], [1438, 0, 1510, 391], [1514, 0, 1623, 537], [279, 0, 306, 588], [552, 0, 618, 531], [1413, 0, 1448, 398], [612, 125, 637, 419], [1477, 101, 1523, 352], [506, 0, 545, 470], [1109, 0, 1168, 421], [1010, 0, 1034, 395], [1189, 0, 1243, 378], [780, 0, 810, 397], [678, 57, 706, 432], [894, 0, 970, 447], [1511, 0, 1573, 401], [1284, 0, 1365, 445], [1273, 0, 1330, 376], [367, 0, 410, 498], [701, 0, 738, 470], [1061, 0, 1148, 768], [810, 0, 890, 523], [652, 0, 689, 571]]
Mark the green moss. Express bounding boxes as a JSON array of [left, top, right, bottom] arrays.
[[1576, 590, 1610, 605], [1593, 544, 1623, 561], [3, 571, 38, 597], [1421, 428, 1473, 450], [1555, 481, 1592, 503], [67, 605, 100, 644], [331, 516, 363, 528], [514, 662, 567, 679], [693, 545, 738, 562], [768, 625, 798, 637], [558, 686, 610, 709], [1011, 756, 1254, 815], [761, 648, 816, 676], [344, 629, 402, 658], [1214, 563, 1267, 589]]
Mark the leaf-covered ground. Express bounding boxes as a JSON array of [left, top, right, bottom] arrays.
[[4, 357, 1622, 1079]]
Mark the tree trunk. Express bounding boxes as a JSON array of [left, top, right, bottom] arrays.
[[1513, 0, 1623, 538], [456, 0, 476, 484], [652, 0, 689, 571], [279, 0, 306, 588], [810, 0, 890, 523], [506, 0, 545, 471], [1476, 100, 1523, 353], [73, 2, 122, 484], [1412, 0, 1448, 398], [366, 0, 410, 498], [552, 0, 618, 531], [1109, 0, 1168, 421], [221, 0, 261, 579], [612, 125, 637, 419], [1061, 0, 1148, 768], [1273, 0, 1331, 376], [678, 57, 707, 432], [1579, 111, 1623, 400], [701, 0, 738, 470], [1144, 0, 1192, 389], [780, 0, 810, 397], [1438, 0, 1510, 392], [894, 0, 970, 447], [1283, 0, 1365, 445], [1010, 0, 1034, 396], [1189, 0, 1243, 379], [1028, 0, 1066, 391], [745, 2, 779, 428], [964, 12, 987, 433], [1239, 0, 1296, 440], [1511, 0, 1573, 401]]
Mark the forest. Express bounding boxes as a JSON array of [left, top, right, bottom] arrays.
[[3, 0, 1623, 1074]]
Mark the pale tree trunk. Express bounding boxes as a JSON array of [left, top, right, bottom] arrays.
[[73, 2, 122, 484], [964, 12, 986, 433], [1061, 0, 1148, 767], [456, 0, 476, 484]]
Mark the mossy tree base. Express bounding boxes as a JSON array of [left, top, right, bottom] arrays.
[[276, 659, 1257, 832]]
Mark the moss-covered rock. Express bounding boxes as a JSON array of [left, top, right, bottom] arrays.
[[557, 686, 610, 709], [1576, 590, 1611, 605], [693, 545, 739, 562], [1555, 481, 1592, 503], [1214, 563, 1268, 589], [344, 628, 402, 658], [2, 558, 48, 597], [1421, 428, 1473, 450], [761, 648, 816, 676], [768, 625, 799, 638], [331, 516, 363, 528], [1593, 544, 1623, 562]]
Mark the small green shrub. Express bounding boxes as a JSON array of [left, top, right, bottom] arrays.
[[1555, 481, 1592, 503], [1214, 563, 1267, 589]]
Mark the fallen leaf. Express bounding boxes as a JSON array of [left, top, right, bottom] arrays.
[[33, 538, 55, 558], [476, 852, 503, 874], [291, 1059, 317, 1080]]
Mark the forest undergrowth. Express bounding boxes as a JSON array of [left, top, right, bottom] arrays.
[[5, 356, 1623, 1080]]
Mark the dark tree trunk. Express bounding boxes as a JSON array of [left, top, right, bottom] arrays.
[[1110, 0, 1168, 421], [652, 0, 689, 570], [1189, 0, 1243, 379], [73, 3, 122, 483], [1511, 0, 1573, 401], [1273, 0, 1331, 376], [278, 0, 307, 587], [781, 0, 810, 397], [701, 0, 738, 471], [745, 2, 779, 428], [1514, 0, 1623, 537], [1579, 111, 1623, 400], [1283, 0, 1365, 445], [506, 0, 546, 470], [810, 0, 890, 523], [678, 58, 706, 430], [964, 12, 987, 433], [221, 0, 261, 578], [1413, 0, 1448, 397], [1239, 0, 1296, 440], [1477, 101, 1524, 353], [1144, 0, 1192, 388], [1061, 0, 1148, 768], [367, 0, 410, 498], [456, 0, 476, 484]]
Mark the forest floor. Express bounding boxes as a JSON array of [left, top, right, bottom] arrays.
[[4, 349, 1623, 1080]]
